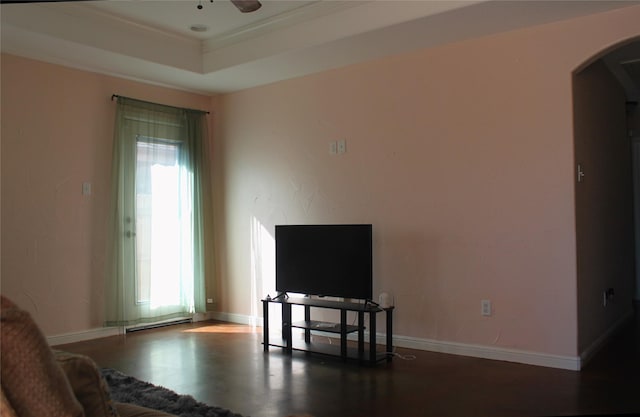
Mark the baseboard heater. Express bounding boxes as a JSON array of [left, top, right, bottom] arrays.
[[125, 318, 192, 333]]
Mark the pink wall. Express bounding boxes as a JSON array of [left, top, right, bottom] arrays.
[[215, 6, 640, 358], [0, 54, 214, 336]]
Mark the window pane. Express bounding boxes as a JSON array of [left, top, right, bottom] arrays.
[[135, 140, 181, 305]]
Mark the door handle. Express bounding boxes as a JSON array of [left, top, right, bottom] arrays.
[[577, 164, 585, 183]]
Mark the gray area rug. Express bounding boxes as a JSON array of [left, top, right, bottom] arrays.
[[100, 368, 246, 417]]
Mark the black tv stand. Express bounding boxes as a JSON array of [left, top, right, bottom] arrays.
[[261, 296, 394, 365]]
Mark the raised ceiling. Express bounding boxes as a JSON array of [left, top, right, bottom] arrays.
[[1, 0, 639, 94]]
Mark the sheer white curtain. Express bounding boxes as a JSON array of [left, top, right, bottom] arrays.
[[105, 97, 212, 326]]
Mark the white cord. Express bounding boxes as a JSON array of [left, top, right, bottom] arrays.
[[385, 351, 417, 360]]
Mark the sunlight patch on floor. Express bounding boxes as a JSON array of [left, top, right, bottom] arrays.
[[182, 324, 259, 334]]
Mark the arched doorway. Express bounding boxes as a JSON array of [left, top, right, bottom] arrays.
[[573, 38, 640, 365]]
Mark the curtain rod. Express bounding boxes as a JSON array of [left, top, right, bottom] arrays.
[[111, 94, 210, 115]]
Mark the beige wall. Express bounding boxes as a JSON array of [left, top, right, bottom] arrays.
[[215, 5, 640, 358], [0, 54, 215, 336]]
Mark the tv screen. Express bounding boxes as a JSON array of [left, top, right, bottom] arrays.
[[275, 224, 372, 300]]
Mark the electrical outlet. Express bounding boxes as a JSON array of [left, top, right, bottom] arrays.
[[481, 299, 492, 316], [329, 141, 337, 155], [206, 298, 213, 304], [337, 139, 346, 154]]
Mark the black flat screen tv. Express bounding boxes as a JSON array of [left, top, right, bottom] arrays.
[[275, 224, 372, 300]]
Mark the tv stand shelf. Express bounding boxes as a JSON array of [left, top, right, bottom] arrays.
[[262, 296, 394, 365], [292, 320, 359, 334]]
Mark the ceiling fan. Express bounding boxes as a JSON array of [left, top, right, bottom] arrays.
[[227, 0, 261, 13], [0, 0, 262, 14], [201, 0, 261, 13]]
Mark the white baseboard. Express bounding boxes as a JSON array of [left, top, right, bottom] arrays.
[[226, 312, 581, 370], [48, 314, 207, 345], [339, 330, 580, 370], [209, 311, 263, 327], [48, 326, 121, 347], [193, 312, 210, 322], [390, 334, 581, 371], [579, 309, 634, 367], [46, 311, 586, 371]]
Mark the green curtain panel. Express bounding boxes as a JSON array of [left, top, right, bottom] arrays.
[[105, 97, 212, 326]]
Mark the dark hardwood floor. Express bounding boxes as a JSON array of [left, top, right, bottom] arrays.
[[56, 314, 640, 417]]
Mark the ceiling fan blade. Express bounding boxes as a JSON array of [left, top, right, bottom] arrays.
[[0, 0, 93, 3], [230, 0, 261, 13]]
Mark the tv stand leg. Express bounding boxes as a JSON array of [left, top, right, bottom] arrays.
[[282, 302, 292, 353], [340, 309, 347, 360], [386, 308, 393, 362], [357, 311, 364, 362], [304, 305, 311, 343], [262, 300, 269, 352], [369, 310, 376, 364]]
